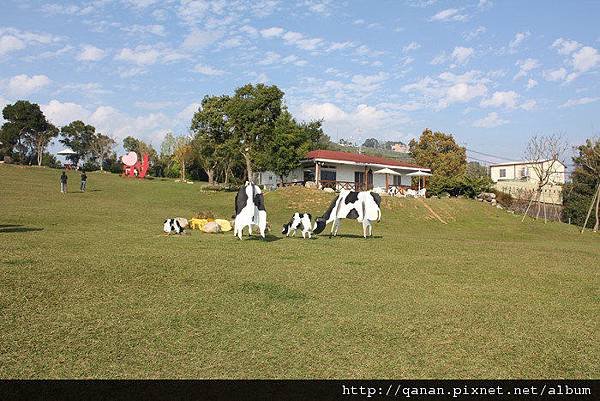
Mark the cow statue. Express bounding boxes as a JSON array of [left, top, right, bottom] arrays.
[[312, 190, 381, 238], [163, 218, 188, 235], [282, 212, 313, 239], [233, 181, 267, 239]]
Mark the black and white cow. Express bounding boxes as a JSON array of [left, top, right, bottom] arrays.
[[312, 190, 381, 238], [233, 181, 267, 239], [163, 218, 186, 234], [282, 212, 313, 239]]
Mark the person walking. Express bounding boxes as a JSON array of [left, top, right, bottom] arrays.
[[80, 171, 87, 192], [60, 171, 68, 193]]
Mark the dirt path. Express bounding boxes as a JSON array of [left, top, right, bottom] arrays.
[[418, 198, 448, 224]]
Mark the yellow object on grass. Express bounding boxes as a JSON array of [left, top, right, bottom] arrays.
[[189, 218, 232, 232], [189, 218, 209, 230], [214, 219, 232, 232]]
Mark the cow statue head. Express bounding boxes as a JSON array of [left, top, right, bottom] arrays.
[[312, 218, 327, 234]]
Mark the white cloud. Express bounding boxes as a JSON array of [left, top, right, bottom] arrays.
[[402, 41, 420, 52], [552, 38, 581, 55], [473, 112, 508, 128], [41, 100, 91, 126], [260, 27, 284, 38], [5, 74, 51, 97], [0, 35, 25, 56], [0, 27, 60, 57], [543, 67, 567, 82], [402, 70, 489, 109], [77, 45, 105, 61], [182, 29, 224, 50], [297, 102, 408, 138], [282, 31, 323, 50], [559, 97, 599, 108], [526, 78, 538, 89], [240, 25, 258, 37], [480, 91, 519, 109], [429, 8, 468, 22], [177, 102, 202, 121], [115, 46, 160, 65], [520, 99, 536, 110], [514, 58, 540, 79], [121, 24, 166, 37], [464, 26, 486, 41], [572, 46, 600, 73], [509, 31, 530, 52], [193, 63, 226, 76], [451, 46, 474, 64]]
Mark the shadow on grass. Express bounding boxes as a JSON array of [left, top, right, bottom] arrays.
[[318, 234, 383, 239], [239, 281, 307, 301], [0, 225, 43, 233]]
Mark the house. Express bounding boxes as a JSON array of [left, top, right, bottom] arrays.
[[489, 159, 566, 204], [391, 143, 409, 153], [255, 149, 430, 191]]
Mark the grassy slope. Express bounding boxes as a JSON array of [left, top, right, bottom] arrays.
[[0, 164, 598, 379]]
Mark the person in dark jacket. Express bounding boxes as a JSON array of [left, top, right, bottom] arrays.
[[80, 171, 87, 192], [60, 171, 68, 193]]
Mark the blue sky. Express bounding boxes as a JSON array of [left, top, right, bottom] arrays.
[[1, 0, 599, 163]]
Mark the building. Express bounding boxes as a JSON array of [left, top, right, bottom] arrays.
[[255, 149, 430, 191], [391, 143, 409, 153], [489, 159, 566, 204]]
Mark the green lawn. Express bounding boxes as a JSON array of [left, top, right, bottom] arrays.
[[0, 164, 598, 379]]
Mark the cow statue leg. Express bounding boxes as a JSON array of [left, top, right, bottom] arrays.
[[258, 210, 267, 239], [362, 220, 370, 238]]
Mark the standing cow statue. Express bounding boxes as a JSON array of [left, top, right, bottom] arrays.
[[233, 181, 267, 239], [312, 190, 381, 238]]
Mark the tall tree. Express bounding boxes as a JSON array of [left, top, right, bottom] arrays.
[[563, 137, 600, 231], [122, 135, 158, 168], [262, 111, 326, 183], [521, 133, 567, 223], [409, 129, 467, 177], [60, 120, 97, 165], [89, 133, 115, 171], [1, 101, 56, 164], [225, 83, 284, 180], [466, 161, 488, 178], [191, 95, 230, 185], [173, 136, 193, 181], [362, 138, 380, 149]]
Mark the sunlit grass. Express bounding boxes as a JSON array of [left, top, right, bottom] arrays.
[[0, 164, 598, 378]]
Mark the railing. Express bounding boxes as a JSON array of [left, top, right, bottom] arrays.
[[320, 180, 371, 191]]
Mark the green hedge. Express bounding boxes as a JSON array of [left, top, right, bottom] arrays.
[[428, 174, 493, 198]]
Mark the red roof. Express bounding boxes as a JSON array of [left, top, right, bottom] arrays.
[[305, 149, 428, 170]]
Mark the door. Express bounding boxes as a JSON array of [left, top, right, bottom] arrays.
[[354, 171, 364, 191], [367, 169, 373, 190]]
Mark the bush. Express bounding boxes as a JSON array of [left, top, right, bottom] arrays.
[[82, 159, 100, 172], [428, 174, 493, 198], [492, 189, 514, 208], [41, 153, 62, 169]]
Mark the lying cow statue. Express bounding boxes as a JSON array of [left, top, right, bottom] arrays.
[[233, 181, 267, 240], [313, 190, 381, 238], [282, 212, 313, 239]]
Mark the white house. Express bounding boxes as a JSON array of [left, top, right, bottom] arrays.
[[489, 159, 566, 204], [255, 149, 430, 191]]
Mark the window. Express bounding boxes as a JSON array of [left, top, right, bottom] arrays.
[[499, 168, 506, 178], [321, 170, 336, 181]]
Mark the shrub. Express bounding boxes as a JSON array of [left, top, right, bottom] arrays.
[[428, 174, 493, 198], [41, 153, 62, 169], [492, 189, 514, 208]]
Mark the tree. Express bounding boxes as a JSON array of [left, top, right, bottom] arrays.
[[173, 136, 193, 181], [225, 83, 284, 180], [521, 134, 568, 223], [89, 133, 115, 171], [362, 138, 380, 149], [191, 95, 231, 185], [262, 110, 326, 183], [1, 100, 56, 164], [122, 135, 158, 171], [60, 120, 97, 165], [409, 129, 467, 177], [466, 161, 488, 178], [563, 137, 600, 231]]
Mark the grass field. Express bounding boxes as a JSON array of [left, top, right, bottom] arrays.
[[0, 164, 598, 379]]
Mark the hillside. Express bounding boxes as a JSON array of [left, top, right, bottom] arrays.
[[1, 164, 598, 378]]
